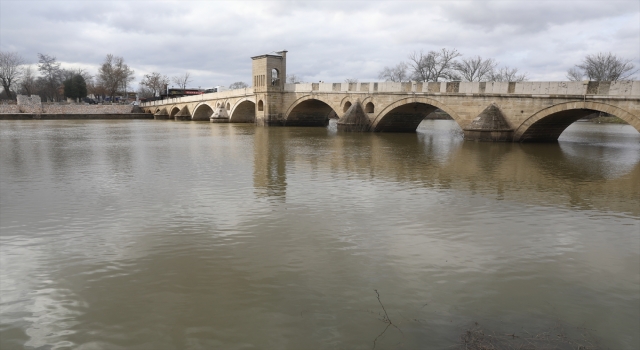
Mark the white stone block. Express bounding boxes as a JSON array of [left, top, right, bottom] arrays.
[[631, 81, 640, 96], [294, 83, 312, 92], [318, 83, 333, 92], [494, 82, 509, 94], [549, 82, 567, 94], [531, 82, 541, 94], [566, 82, 586, 95], [378, 82, 402, 92], [539, 82, 550, 94], [358, 83, 371, 92], [459, 82, 478, 93], [610, 81, 633, 96]]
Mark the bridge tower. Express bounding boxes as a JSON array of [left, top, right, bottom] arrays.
[[252, 51, 287, 126]]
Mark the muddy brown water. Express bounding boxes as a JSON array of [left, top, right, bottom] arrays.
[[1, 120, 638, 349]]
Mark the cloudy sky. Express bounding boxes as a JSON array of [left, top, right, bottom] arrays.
[[1, 0, 638, 89]]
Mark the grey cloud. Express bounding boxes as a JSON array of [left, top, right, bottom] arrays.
[[1, 0, 638, 88], [439, 1, 636, 33]]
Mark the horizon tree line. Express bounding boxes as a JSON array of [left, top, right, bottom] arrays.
[[0, 50, 638, 101], [0, 52, 138, 102], [376, 49, 637, 83]]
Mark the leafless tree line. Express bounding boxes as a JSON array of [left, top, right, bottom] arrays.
[[567, 52, 637, 81], [378, 49, 636, 83], [1, 51, 137, 102], [2, 50, 637, 101], [379, 48, 528, 83]]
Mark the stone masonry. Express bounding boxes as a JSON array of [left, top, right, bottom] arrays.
[[140, 51, 640, 142], [5, 95, 134, 114]]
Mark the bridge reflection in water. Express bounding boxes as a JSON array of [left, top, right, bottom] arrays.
[[251, 120, 640, 215]]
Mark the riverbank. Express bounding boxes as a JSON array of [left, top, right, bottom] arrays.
[[0, 113, 153, 120], [588, 115, 629, 124]]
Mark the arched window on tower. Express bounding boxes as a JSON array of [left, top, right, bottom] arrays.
[[258, 100, 264, 111], [271, 69, 280, 86]]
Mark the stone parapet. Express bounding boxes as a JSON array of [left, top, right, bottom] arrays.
[[5, 95, 135, 114], [0, 113, 152, 120], [0, 105, 20, 113], [281, 80, 640, 97], [141, 87, 254, 108], [41, 104, 133, 114]]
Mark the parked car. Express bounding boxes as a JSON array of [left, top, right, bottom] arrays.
[[83, 97, 97, 104]]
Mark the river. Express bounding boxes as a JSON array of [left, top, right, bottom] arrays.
[[0, 120, 638, 349]]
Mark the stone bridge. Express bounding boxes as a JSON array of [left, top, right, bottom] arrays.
[[141, 51, 640, 142]]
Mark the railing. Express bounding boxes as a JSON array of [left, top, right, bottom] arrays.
[[142, 81, 639, 107], [141, 87, 254, 107], [284, 81, 639, 96]]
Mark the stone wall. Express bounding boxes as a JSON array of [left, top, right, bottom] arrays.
[[281, 80, 640, 96], [4, 95, 134, 114], [41, 104, 133, 114], [17, 95, 43, 113], [0, 104, 20, 113]]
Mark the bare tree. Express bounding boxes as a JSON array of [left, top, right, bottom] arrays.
[[408, 51, 435, 82], [37, 53, 63, 101], [570, 52, 637, 81], [172, 72, 191, 90], [408, 48, 462, 82], [140, 72, 169, 97], [228, 81, 249, 89], [489, 66, 527, 82], [287, 74, 301, 84], [97, 54, 135, 101], [379, 62, 409, 82], [62, 68, 92, 86], [455, 56, 496, 82], [566, 67, 584, 81], [137, 85, 155, 99], [19, 65, 38, 96], [120, 65, 134, 101], [0, 51, 24, 100], [344, 78, 358, 84]]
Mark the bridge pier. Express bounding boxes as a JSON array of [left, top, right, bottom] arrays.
[[210, 107, 230, 123], [463, 103, 514, 142], [154, 108, 170, 120], [337, 101, 370, 132]]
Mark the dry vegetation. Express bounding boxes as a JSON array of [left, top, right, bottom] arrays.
[[457, 321, 601, 350]]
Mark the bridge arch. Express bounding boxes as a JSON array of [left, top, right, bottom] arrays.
[[229, 98, 256, 123], [192, 103, 214, 121], [514, 101, 640, 142], [170, 106, 180, 118], [371, 97, 462, 132], [343, 101, 352, 113], [284, 95, 338, 126]]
